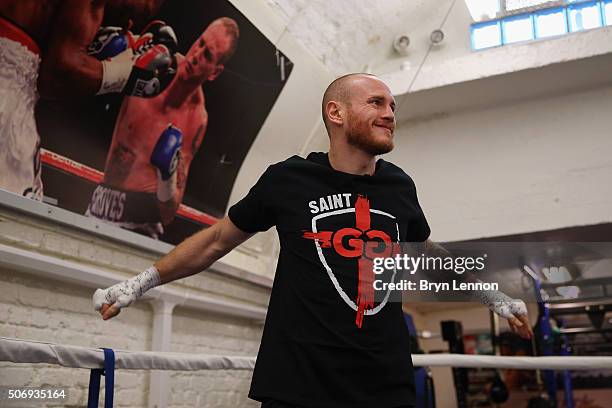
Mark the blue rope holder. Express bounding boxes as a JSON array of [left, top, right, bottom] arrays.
[[87, 348, 115, 408]]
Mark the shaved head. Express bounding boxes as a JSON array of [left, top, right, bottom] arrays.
[[211, 17, 239, 64], [321, 73, 377, 133], [321, 73, 396, 156]]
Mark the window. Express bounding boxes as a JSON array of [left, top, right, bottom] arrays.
[[567, 1, 602, 31], [605, 0, 612, 25], [502, 14, 535, 43], [471, 20, 502, 49], [534, 7, 568, 38], [505, 0, 558, 12], [468, 0, 611, 50]]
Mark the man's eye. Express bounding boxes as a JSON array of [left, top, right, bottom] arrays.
[[204, 49, 213, 61]]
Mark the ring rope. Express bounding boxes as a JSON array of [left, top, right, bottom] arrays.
[[2, 337, 612, 371]]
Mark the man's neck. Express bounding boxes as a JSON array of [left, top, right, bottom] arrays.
[[166, 68, 204, 108], [328, 145, 377, 176]]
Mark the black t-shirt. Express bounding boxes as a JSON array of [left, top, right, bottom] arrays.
[[228, 152, 430, 408]]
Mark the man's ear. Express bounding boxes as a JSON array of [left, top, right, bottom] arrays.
[[326, 101, 344, 126], [207, 64, 225, 81]]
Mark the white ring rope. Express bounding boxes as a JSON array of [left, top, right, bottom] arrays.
[[0, 337, 255, 371], [2, 337, 612, 371], [411, 354, 612, 370]]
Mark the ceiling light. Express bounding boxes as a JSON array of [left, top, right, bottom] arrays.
[[430, 29, 445, 44], [393, 35, 411, 55]]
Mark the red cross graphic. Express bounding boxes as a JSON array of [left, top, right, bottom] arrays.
[[303, 195, 394, 328]]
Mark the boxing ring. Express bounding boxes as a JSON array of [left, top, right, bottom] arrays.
[[2, 336, 612, 407], [40, 149, 218, 227]]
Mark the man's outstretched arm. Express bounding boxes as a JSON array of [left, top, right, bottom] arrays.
[[93, 216, 253, 320], [415, 239, 533, 340]]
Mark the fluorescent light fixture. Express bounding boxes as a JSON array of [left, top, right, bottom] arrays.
[[523, 265, 539, 281]]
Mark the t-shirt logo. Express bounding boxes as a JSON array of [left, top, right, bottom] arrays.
[[303, 195, 399, 328]]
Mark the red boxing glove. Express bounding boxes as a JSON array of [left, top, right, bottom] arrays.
[[123, 43, 177, 97], [97, 21, 178, 97], [133, 20, 179, 56]]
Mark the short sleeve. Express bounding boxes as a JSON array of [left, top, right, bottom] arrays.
[[408, 178, 431, 242], [228, 166, 276, 233]]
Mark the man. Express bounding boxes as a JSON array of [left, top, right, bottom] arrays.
[[86, 18, 240, 238], [93, 74, 533, 407], [0, 0, 170, 200]]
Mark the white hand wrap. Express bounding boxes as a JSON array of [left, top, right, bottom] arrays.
[[97, 47, 134, 95], [93, 266, 160, 311], [156, 169, 177, 202], [475, 281, 527, 319]]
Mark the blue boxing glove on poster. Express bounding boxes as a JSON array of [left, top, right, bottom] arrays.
[[87, 26, 132, 59], [151, 125, 183, 202]]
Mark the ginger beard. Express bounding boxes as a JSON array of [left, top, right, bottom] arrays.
[[345, 106, 395, 156]]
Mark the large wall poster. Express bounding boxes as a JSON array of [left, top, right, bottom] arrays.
[[1, 0, 292, 245]]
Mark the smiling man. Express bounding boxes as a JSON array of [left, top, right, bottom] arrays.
[[93, 73, 532, 407], [323, 73, 396, 159], [86, 17, 239, 238]]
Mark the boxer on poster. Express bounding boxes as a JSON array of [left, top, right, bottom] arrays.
[[86, 18, 240, 238], [0, 0, 168, 200]]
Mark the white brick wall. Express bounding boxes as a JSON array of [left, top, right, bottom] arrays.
[[0, 268, 153, 407], [0, 205, 270, 407]]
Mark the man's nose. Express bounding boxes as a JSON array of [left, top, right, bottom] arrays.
[[381, 105, 395, 121]]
